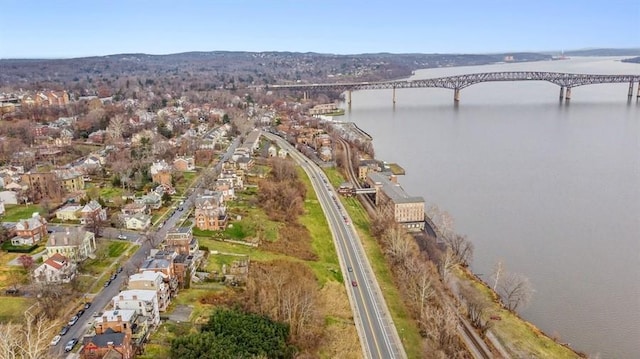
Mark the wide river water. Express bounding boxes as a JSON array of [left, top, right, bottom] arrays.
[[341, 57, 639, 358]]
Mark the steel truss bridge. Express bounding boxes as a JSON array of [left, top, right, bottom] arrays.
[[268, 71, 640, 103]]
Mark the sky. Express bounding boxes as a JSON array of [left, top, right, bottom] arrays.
[[0, 0, 638, 59]]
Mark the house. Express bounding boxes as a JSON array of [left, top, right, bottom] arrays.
[[139, 255, 179, 298], [81, 200, 107, 225], [32, 253, 76, 283], [214, 180, 235, 201], [55, 204, 82, 221], [149, 160, 172, 186], [11, 212, 47, 246], [112, 290, 160, 327], [120, 202, 148, 216], [92, 309, 148, 353], [128, 271, 170, 312], [0, 190, 18, 205], [173, 156, 195, 172], [0, 200, 4, 216], [134, 192, 162, 210], [278, 148, 288, 159], [163, 227, 197, 255], [194, 195, 227, 231], [123, 213, 151, 231], [44, 228, 96, 262], [267, 144, 277, 157], [81, 327, 134, 359]]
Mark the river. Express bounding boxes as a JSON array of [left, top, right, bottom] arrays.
[[340, 57, 640, 358]]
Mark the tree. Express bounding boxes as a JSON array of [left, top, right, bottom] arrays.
[[444, 233, 474, 267], [84, 209, 107, 238], [496, 271, 533, 311], [0, 311, 58, 359], [17, 255, 34, 273]]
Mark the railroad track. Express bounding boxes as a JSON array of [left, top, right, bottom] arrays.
[[337, 137, 495, 359]]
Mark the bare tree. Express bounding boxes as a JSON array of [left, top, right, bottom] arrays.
[[382, 225, 413, 265], [491, 260, 504, 292], [459, 285, 492, 336], [0, 311, 57, 359], [496, 271, 533, 311], [444, 234, 474, 267]]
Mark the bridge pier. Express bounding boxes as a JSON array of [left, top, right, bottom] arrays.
[[565, 87, 572, 102], [628, 81, 634, 100], [637, 82, 640, 101], [453, 88, 460, 103], [347, 90, 352, 107], [559, 86, 565, 101], [392, 86, 396, 105], [303, 91, 308, 101]]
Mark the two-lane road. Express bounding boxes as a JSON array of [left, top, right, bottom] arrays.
[[264, 132, 406, 359]]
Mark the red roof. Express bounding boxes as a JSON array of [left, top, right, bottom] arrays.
[[44, 253, 68, 270]]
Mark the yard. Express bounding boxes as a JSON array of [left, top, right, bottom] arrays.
[[0, 296, 36, 323], [1, 204, 44, 221], [78, 240, 136, 292]]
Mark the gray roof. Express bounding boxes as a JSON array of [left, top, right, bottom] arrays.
[[367, 172, 425, 204], [83, 328, 125, 347]]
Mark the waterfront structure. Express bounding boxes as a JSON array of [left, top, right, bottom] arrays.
[[366, 172, 425, 231], [270, 71, 640, 104]]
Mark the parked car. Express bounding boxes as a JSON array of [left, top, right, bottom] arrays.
[[110, 273, 117, 281], [103, 280, 111, 287], [76, 309, 85, 317], [59, 326, 69, 336], [117, 234, 127, 240], [117, 266, 123, 273], [67, 315, 78, 326], [64, 338, 78, 352], [50, 335, 62, 346], [84, 302, 92, 309]]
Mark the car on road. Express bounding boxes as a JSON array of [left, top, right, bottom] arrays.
[[59, 326, 69, 336], [351, 280, 358, 287], [50, 335, 62, 346], [104, 280, 111, 287], [76, 309, 85, 317], [84, 302, 92, 309], [117, 234, 127, 240], [64, 338, 78, 352], [347, 267, 353, 272], [68, 315, 78, 326]]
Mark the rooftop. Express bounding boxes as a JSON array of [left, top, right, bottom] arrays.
[[368, 172, 425, 204]]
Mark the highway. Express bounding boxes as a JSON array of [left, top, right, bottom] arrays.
[[263, 132, 406, 359], [50, 138, 239, 357]]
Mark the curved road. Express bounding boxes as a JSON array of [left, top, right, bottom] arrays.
[[264, 132, 406, 359]]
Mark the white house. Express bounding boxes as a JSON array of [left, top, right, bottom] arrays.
[[44, 228, 96, 262], [0, 190, 18, 205], [127, 271, 170, 312], [0, 200, 4, 216], [124, 213, 151, 230], [32, 253, 76, 283], [112, 290, 160, 327], [55, 204, 82, 221]]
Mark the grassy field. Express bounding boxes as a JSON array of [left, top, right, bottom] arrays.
[[1, 204, 44, 221], [455, 268, 581, 358], [0, 296, 36, 323]]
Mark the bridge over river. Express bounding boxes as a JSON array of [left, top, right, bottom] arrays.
[[268, 71, 640, 104]]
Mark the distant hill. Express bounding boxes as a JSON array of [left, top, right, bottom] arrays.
[[563, 48, 640, 56], [0, 51, 551, 89]]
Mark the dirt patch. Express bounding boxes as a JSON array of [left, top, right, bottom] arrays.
[[261, 222, 317, 260], [167, 305, 193, 322]]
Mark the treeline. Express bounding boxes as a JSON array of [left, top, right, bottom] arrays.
[[171, 308, 296, 359], [257, 157, 306, 222]]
